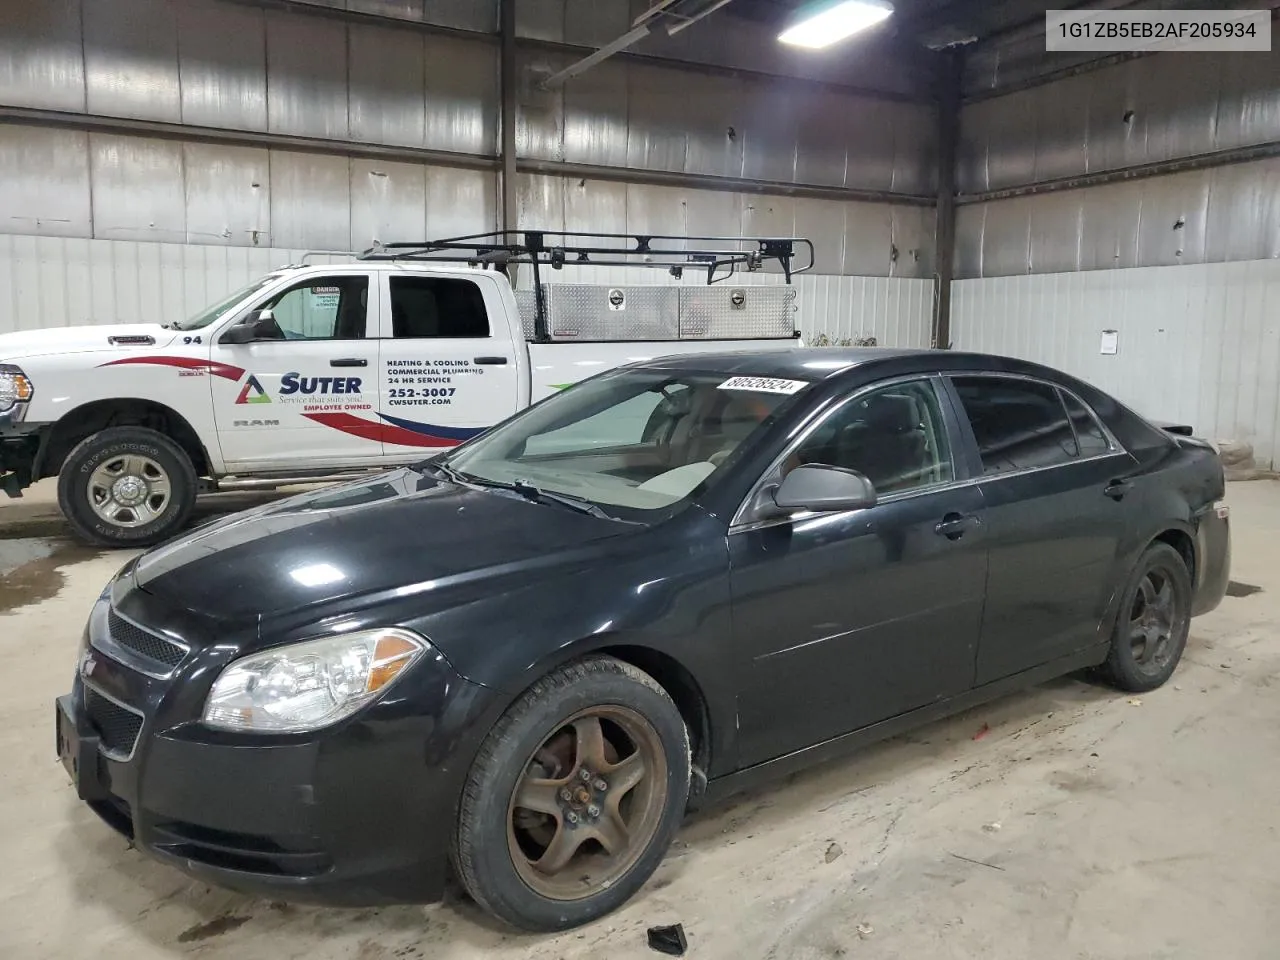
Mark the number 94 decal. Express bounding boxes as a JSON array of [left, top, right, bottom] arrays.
[[182, 336, 203, 345]]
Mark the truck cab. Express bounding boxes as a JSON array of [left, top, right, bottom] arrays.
[[0, 231, 811, 547]]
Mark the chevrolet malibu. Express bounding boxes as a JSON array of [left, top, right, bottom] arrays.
[[56, 348, 1230, 931]]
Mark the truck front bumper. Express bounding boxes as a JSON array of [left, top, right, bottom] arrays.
[[0, 427, 43, 497]]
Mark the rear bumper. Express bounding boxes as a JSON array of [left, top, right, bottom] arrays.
[[1192, 502, 1231, 617]]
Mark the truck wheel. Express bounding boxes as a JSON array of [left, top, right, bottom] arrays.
[[57, 426, 198, 548], [453, 655, 690, 932]]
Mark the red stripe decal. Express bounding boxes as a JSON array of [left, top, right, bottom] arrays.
[[303, 412, 464, 448], [99, 356, 246, 381]]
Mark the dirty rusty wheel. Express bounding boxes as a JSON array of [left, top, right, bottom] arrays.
[[507, 706, 667, 900], [1102, 542, 1191, 693], [454, 656, 690, 932]]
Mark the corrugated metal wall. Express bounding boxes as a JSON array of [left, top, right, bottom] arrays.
[[952, 259, 1280, 467], [954, 48, 1280, 279], [0, 0, 936, 266], [0, 233, 934, 346]]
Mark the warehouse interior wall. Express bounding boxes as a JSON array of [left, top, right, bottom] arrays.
[[0, 0, 940, 342], [950, 42, 1280, 467]]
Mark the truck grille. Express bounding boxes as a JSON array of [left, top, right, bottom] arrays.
[[108, 610, 186, 670], [84, 686, 144, 760]]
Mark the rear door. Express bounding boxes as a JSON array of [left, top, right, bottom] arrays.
[[375, 271, 521, 459], [210, 271, 380, 470], [945, 374, 1136, 684]]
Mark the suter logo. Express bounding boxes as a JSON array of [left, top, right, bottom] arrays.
[[236, 374, 272, 405]]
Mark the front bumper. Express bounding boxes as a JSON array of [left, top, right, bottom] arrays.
[[0, 427, 43, 497], [56, 595, 500, 905]]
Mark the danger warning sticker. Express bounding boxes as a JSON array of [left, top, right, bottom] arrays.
[[717, 376, 809, 395]]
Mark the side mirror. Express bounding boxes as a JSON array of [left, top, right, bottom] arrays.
[[771, 464, 877, 514], [221, 308, 277, 344]]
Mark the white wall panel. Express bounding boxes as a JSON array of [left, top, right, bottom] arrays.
[[350, 159, 427, 248], [176, 0, 268, 130], [0, 0, 86, 113], [952, 260, 1280, 468], [84, 0, 182, 122], [0, 127, 92, 239], [182, 143, 270, 245], [89, 135, 186, 243]]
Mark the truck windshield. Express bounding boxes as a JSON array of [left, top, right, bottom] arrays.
[[173, 275, 280, 331], [443, 368, 808, 521]]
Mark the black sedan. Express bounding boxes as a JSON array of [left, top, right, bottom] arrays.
[[55, 348, 1230, 932]]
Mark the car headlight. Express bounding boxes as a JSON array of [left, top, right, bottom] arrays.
[[203, 628, 427, 733], [0, 364, 33, 413]]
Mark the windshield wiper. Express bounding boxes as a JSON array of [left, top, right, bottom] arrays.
[[413, 461, 613, 519], [506, 480, 614, 520]]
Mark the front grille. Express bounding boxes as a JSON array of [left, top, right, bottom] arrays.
[[108, 610, 186, 670], [84, 686, 143, 759]]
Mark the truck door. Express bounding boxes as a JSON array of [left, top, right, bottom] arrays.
[[375, 271, 521, 460], [209, 271, 381, 471]]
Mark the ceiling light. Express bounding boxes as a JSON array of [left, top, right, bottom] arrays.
[[778, 0, 893, 49]]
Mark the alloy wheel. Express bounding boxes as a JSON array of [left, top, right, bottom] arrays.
[[507, 706, 668, 901]]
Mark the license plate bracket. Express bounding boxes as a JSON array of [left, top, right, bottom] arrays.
[[55, 695, 107, 802]]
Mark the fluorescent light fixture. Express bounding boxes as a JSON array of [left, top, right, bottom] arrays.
[[779, 0, 893, 49]]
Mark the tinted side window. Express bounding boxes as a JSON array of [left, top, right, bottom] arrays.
[[1061, 392, 1110, 456], [792, 379, 954, 493], [952, 376, 1078, 475], [389, 276, 490, 338]]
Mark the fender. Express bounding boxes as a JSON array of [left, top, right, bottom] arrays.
[[36, 397, 222, 480]]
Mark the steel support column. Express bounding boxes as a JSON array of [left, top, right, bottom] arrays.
[[500, 0, 518, 232], [931, 50, 962, 350]]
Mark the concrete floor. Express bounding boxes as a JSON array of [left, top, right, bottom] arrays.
[[3, 478, 1279, 960]]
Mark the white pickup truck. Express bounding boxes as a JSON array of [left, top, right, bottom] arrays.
[[0, 231, 810, 546]]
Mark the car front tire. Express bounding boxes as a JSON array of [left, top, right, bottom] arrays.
[[453, 655, 691, 932], [57, 426, 198, 548], [1102, 541, 1193, 693]]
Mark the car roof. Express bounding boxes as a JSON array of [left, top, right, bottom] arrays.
[[639, 347, 936, 381]]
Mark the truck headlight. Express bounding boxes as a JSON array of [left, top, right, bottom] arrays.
[[0, 365, 33, 413], [203, 628, 427, 733]]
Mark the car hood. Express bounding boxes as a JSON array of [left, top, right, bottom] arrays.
[[130, 469, 631, 622], [0, 323, 180, 361]]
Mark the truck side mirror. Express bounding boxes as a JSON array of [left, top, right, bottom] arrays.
[[221, 308, 278, 344]]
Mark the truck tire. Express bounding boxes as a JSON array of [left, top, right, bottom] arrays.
[[453, 655, 691, 931], [57, 426, 198, 548]]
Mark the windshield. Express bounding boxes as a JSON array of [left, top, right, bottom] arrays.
[[174, 275, 282, 331], [443, 367, 809, 521]]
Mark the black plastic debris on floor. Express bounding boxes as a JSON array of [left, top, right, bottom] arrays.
[[647, 923, 688, 956], [1227, 580, 1263, 598]]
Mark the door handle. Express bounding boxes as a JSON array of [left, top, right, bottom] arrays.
[[474, 356, 508, 365], [1104, 478, 1134, 501], [935, 512, 980, 540], [330, 358, 367, 367]]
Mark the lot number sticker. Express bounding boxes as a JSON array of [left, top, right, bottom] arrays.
[[718, 376, 809, 395]]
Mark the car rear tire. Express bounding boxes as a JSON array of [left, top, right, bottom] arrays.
[[1101, 542, 1192, 693], [57, 426, 197, 548], [452, 655, 690, 932]]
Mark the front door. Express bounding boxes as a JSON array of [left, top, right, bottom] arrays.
[[374, 272, 521, 459], [210, 271, 380, 470], [944, 374, 1135, 684], [730, 376, 989, 767]]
